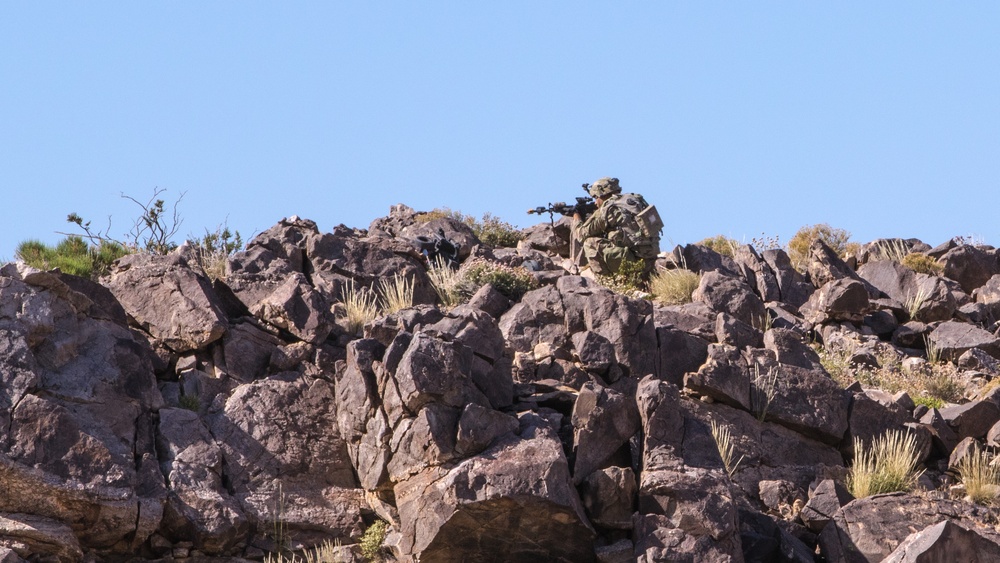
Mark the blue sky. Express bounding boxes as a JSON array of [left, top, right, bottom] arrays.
[[2, 3, 998, 261]]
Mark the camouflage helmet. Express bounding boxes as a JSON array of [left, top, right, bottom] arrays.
[[588, 177, 621, 198]]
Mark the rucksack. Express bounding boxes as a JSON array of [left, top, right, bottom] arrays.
[[612, 193, 663, 249]]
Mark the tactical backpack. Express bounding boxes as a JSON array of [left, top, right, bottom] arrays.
[[611, 193, 663, 257]]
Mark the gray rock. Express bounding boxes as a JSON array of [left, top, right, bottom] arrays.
[[819, 493, 1000, 563], [941, 244, 999, 294], [800, 278, 870, 324], [105, 253, 229, 352], [249, 271, 336, 343], [693, 270, 766, 327], [572, 382, 641, 484], [883, 520, 1000, 563], [973, 274, 1000, 320], [654, 326, 709, 387], [800, 479, 854, 533], [732, 244, 781, 303], [715, 312, 763, 349], [455, 403, 519, 458], [938, 400, 1000, 442], [764, 328, 822, 371], [927, 320, 1000, 362], [580, 466, 637, 530], [465, 283, 512, 319], [684, 344, 751, 412], [654, 301, 718, 343], [0, 513, 82, 562], [761, 248, 814, 309]]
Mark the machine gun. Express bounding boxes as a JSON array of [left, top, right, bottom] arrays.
[[527, 183, 597, 225], [413, 228, 461, 268]]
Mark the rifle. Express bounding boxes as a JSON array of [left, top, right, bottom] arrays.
[[526, 183, 597, 269], [413, 228, 461, 268]]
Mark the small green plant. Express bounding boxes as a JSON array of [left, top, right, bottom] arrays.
[[901, 253, 943, 275], [360, 520, 388, 562], [846, 429, 924, 498], [923, 335, 943, 365], [697, 235, 738, 257], [912, 395, 945, 410], [415, 207, 467, 224], [458, 258, 537, 301], [189, 222, 243, 281], [340, 281, 379, 334], [16, 236, 130, 279], [750, 363, 779, 422], [179, 394, 200, 412], [596, 258, 647, 296], [710, 420, 744, 478], [787, 223, 854, 272], [956, 443, 1000, 505], [469, 212, 523, 247], [649, 268, 701, 305], [377, 273, 415, 314], [427, 256, 463, 308]]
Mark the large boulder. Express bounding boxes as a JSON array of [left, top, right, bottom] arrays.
[[927, 320, 1000, 362], [883, 520, 1000, 563], [857, 260, 957, 322], [760, 249, 814, 309], [104, 253, 228, 352], [940, 244, 999, 294], [800, 278, 870, 324], [0, 265, 165, 557], [692, 271, 766, 327], [208, 375, 363, 552]]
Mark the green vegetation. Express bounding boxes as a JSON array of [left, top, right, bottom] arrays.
[[901, 252, 944, 275], [750, 363, 779, 422], [16, 236, 129, 279], [846, 430, 924, 498], [360, 520, 389, 562], [787, 223, 856, 272], [192, 223, 244, 281], [178, 394, 200, 412], [818, 346, 963, 405], [696, 235, 737, 257], [956, 443, 1000, 505], [459, 258, 538, 301], [710, 420, 744, 478], [648, 267, 700, 305], [417, 207, 523, 248], [66, 188, 185, 254], [596, 258, 647, 296]]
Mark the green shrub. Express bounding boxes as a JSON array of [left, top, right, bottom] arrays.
[[458, 259, 537, 301], [846, 429, 924, 498], [912, 395, 945, 410], [787, 223, 854, 272], [360, 520, 388, 562], [469, 212, 523, 247], [596, 258, 647, 296], [189, 224, 244, 281], [649, 268, 700, 305], [902, 253, 943, 275], [697, 235, 737, 257], [16, 236, 130, 279]]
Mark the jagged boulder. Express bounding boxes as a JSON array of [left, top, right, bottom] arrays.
[[940, 244, 999, 294], [692, 270, 766, 326], [883, 520, 1000, 563], [104, 253, 228, 352], [761, 248, 814, 309], [927, 320, 1000, 362], [0, 265, 165, 557], [800, 278, 870, 324], [857, 260, 957, 322], [208, 375, 363, 551], [732, 244, 781, 303], [819, 493, 1000, 563]]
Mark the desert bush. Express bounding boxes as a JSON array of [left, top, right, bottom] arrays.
[[470, 212, 523, 247], [360, 520, 388, 562], [377, 273, 415, 314], [787, 223, 854, 272], [697, 235, 737, 257], [427, 256, 464, 308], [16, 236, 129, 279], [458, 258, 537, 301], [340, 281, 379, 334], [750, 363, 779, 422], [902, 253, 943, 275], [596, 259, 647, 296], [649, 268, 700, 305], [189, 224, 244, 281], [415, 207, 467, 224], [956, 444, 1000, 505], [818, 345, 962, 405], [846, 429, 924, 498], [750, 233, 782, 252], [66, 188, 184, 254]]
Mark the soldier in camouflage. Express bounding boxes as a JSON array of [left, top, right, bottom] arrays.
[[573, 177, 661, 278]]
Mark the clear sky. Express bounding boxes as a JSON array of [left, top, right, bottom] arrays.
[[2, 3, 998, 261]]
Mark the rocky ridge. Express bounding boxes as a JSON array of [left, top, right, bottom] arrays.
[[2, 207, 1000, 561]]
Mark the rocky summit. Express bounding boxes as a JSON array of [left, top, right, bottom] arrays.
[[4, 207, 1000, 562]]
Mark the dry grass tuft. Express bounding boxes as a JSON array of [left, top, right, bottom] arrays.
[[956, 444, 1000, 505], [649, 268, 701, 306], [846, 430, 924, 498]]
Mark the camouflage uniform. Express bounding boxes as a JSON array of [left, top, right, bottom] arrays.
[[574, 178, 660, 277]]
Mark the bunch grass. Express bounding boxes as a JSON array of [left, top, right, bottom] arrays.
[[846, 430, 924, 498]]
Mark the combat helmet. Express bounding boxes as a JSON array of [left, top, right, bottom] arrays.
[[588, 177, 621, 198]]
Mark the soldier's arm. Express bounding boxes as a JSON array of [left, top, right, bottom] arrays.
[[574, 207, 608, 239]]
